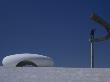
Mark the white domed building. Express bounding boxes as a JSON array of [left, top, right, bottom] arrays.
[[2, 53, 54, 67]]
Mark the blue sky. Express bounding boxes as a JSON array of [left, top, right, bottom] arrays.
[[0, 0, 110, 67]]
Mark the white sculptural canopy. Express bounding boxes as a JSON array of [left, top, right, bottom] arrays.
[[2, 53, 54, 67]]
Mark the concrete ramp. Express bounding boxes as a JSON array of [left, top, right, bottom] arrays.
[[0, 67, 110, 82]]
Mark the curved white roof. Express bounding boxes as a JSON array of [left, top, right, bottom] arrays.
[[2, 53, 54, 67]]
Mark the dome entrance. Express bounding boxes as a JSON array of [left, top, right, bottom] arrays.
[[16, 61, 37, 67]]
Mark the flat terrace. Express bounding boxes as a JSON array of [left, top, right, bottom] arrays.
[[0, 67, 110, 82]]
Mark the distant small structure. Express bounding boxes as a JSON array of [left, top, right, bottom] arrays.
[[2, 53, 54, 67]]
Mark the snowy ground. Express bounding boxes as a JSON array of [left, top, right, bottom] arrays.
[[0, 67, 110, 82]]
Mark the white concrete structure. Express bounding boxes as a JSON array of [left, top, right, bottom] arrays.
[[2, 53, 54, 67], [0, 67, 110, 82]]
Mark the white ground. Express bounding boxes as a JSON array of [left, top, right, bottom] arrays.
[[0, 67, 110, 82]]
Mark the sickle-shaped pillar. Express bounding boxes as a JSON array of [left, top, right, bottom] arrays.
[[90, 13, 110, 42], [89, 13, 110, 68]]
